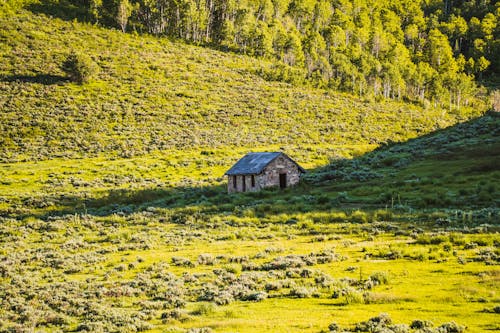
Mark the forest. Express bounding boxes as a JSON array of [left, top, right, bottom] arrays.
[[0, 1, 499, 332], [68, 0, 499, 107]]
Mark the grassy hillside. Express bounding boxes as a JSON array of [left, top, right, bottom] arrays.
[[0, 114, 499, 333], [0, 3, 499, 333], [0, 3, 487, 163]]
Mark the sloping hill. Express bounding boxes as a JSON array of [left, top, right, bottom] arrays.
[[307, 112, 500, 209], [0, 5, 486, 163], [0, 5, 499, 333]]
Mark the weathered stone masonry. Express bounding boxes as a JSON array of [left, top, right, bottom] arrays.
[[225, 152, 305, 194]]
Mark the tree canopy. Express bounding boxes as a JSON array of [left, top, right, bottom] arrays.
[[40, 0, 500, 106]]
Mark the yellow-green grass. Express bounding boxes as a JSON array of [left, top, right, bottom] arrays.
[[0, 5, 486, 164], [0, 4, 498, 333], [143, 238, 498, 332], [5, 215, 496, 332], [0, 143, 377, 219]]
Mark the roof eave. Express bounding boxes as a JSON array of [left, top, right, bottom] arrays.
[[224, 172, 260, 176], [224, 152, 306, 175]]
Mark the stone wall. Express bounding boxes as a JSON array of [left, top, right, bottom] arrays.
[[227, 174, 261, 193], [260, 155, 301, 189], [227, 155, 302, 193]]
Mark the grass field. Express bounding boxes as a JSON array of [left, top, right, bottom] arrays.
[[0, 1, 487, 164], [0, 2, 499, 333], [1, 113, 499, 332], [0, 204, 499, 332]]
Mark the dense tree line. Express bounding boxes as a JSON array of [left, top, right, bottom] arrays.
[[88, 0, 498, 107]]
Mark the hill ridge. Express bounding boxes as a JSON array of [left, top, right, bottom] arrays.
[[0, 7, 486, 163]]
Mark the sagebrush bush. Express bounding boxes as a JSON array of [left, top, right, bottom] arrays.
[[369, 271, 390, 285], [198, 254, 215, 265], [343, 287, 365, 304], [437, 321, 466, 333], [289, 287, 314, 298], [410, 319, 434, 329], [187, 327, 214, 333], [354, 313, 392, 331], [191, 303, 216, 316]]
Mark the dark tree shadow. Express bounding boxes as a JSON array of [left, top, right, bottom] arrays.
[[1, 74, 69, 85], [5, 113, 498, 221], [27, 0, 91, 22]]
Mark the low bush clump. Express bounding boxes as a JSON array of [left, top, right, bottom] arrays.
[[171, 256, 195, 267], [289, 287, 315, 298], [410, 319, 434, 329], [436, 321, 466, 333], [326, 315, 467, 333], [343, 287, 365, 304], [198, 254, 216, 265], [369, 271, 390, 285]]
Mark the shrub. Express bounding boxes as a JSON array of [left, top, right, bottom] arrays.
[[430, 235, 449, 245], [171, 256, 195, 267], [265, 281, 283, 291], [290, 287, 314, 298], [436, 321, 465, 333], [198, 254, 215, 265], [350, 210, 371, 223], [61, 51, 99, 84], [410, 319, 434, 329], [369, 271, 390, 285], [343, 287, 364, 304], [354, 313, 392, 331], [160, 309, 188, 322], [328, 322, 339, 332], [374, 209, 393, 221], [315, 273, 335, 288], [261, 255, 305, 270], [228, 255, 249, 263], [223, 264, 241, 274], [191, 303, 216, 316], [389, 324, 410, 333], [416, 234, 449, 245], [187, 328, 214, 333], [242, 291, 268, 301]]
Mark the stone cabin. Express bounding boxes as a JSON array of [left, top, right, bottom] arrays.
[[224, 152, 305, 193]]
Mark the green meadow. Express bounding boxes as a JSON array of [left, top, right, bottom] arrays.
[[0, 1, 499, 333], [0, 113, 498, 332]]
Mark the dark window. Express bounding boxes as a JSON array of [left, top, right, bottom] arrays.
[[233, 175, 237, 188], [242, 175, 246, 192], [251, 175, 255, 187]]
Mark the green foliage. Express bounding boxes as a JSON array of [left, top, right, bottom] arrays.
[[191, 303, 216, 316], [117, 0, 133, 32], [1, 7, 490, 163], [0, 3, 499, 332], [61, 51, 99, 84], [343, 287, 365, 305], [5, 0, 498, 105]]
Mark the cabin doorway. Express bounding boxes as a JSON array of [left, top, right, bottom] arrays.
[[279, 173, 287, 189]]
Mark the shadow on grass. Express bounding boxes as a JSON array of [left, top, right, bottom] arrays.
[[1, 74, 69, 85], [26, 0, 91, 22], [55, 183, 308, 218], [11, 113, 498, 221]]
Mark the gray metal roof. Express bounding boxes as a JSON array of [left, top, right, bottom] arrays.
[[225, 152, 305, 175]]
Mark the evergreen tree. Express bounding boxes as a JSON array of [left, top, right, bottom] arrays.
[[61, 51, 99, 84]]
